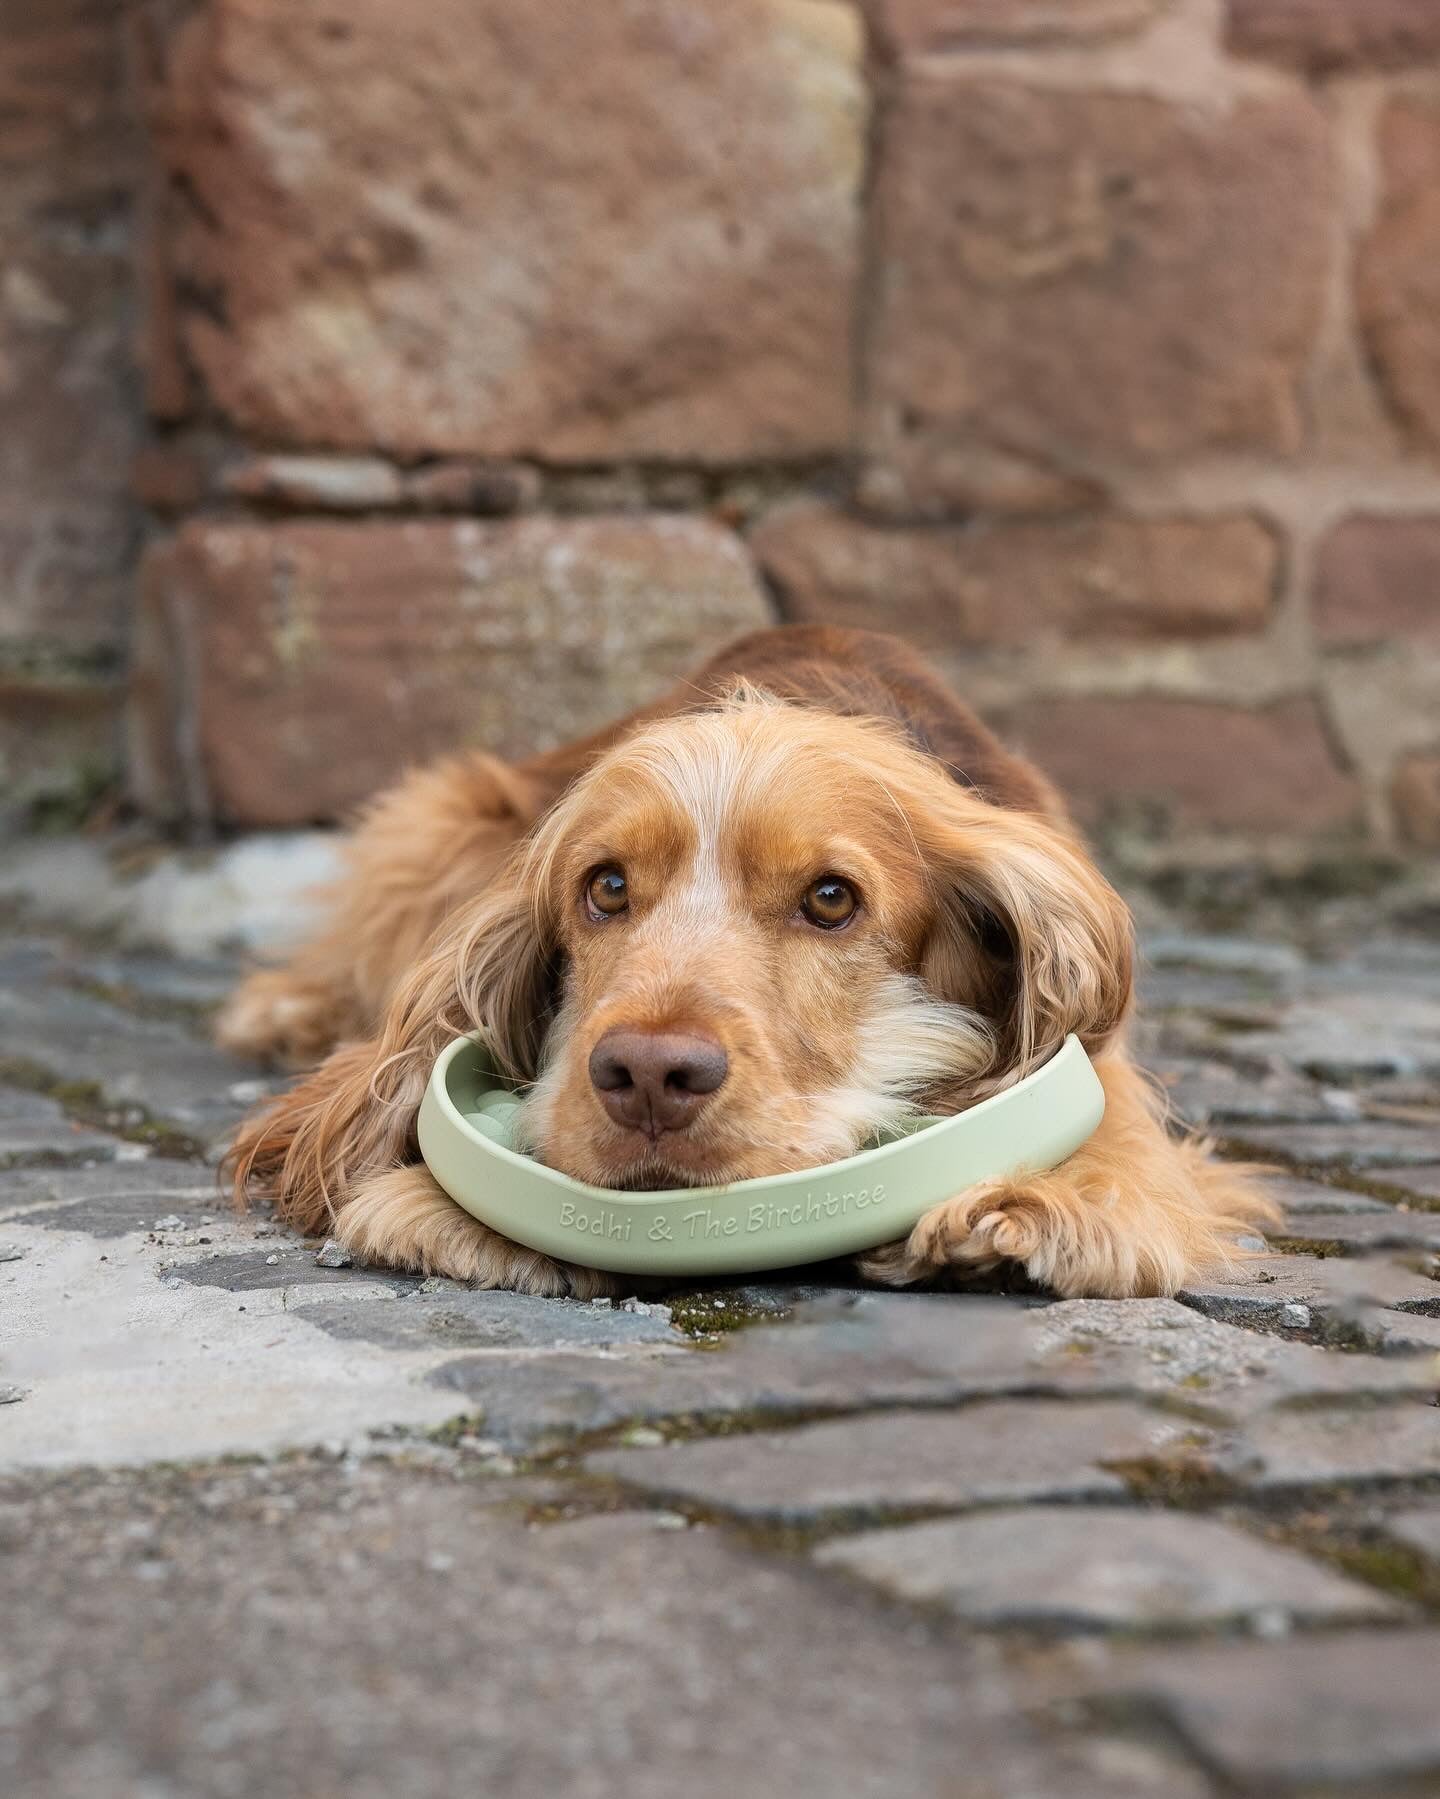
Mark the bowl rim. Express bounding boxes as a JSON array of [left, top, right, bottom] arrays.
[[417, 1031, 1106, 1277]]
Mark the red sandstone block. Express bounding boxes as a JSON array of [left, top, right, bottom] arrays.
[[998, 696, 1364, 834], [865, 81, 1332, 504], [130, 517, 772, 827], [136, 0, 864, 462], [752, 506, 1278, 645]]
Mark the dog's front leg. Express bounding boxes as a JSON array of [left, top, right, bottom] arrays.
[[857, 1056, 1277, 1300], [335, 1165, 619, 1298]]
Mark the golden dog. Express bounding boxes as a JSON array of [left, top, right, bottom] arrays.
[[224, 626, 1274, 1297]]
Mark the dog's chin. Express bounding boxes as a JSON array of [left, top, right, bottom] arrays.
[[574, 1153, 745, 1192], [546, 1133, 866, 1192], [607, 1165, 711, 1192]]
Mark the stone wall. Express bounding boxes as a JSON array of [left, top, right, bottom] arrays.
[[0, 0, 140, 818], [9, 0, 1440, 866]]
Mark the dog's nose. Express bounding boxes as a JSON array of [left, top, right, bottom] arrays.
[[588, 1029, 728, 1137]]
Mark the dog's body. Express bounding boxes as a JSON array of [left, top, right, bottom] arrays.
[[225, 626, 1274, 1298]]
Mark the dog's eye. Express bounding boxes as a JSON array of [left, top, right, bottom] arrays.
[[801, 876, 858, 929], [585, 866, 629, 920]]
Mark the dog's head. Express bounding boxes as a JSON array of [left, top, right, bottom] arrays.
[[451, 691, 1132, 1190]]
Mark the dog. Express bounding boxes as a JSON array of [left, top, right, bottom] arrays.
[[223, 625, 1275, 1298]]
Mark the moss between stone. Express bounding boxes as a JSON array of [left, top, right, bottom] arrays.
[[64, 974, 218, 1030], [0, 1055, 206, 1161], [1269, 1234, 1348, 1259], [660, 1287, 787, 1341], [1262, 1510, 1440, 1611]]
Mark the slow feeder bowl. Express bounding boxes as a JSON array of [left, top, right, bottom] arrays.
[[418, 1033, 1105, 1279]]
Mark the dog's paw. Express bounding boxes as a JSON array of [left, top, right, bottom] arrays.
[[215, 969, 353, 1066], [334, 1167, 620, 1298], [857, 1183, 1055, 1289]]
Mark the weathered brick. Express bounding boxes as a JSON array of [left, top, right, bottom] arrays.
[[1228, 0, 1440, 72], [0, 0, 139, 658], [137, 0, 864, 461], [998, 696, 1364, 834], [130, 517, 772, 826], [869, 0, 1169, 54], [866, 83, 1331, 494], [1392, 754, 1440, 849], [1360, 99, 1440, 455], [752, 506, 1277, 645], [1315, 517, 1440, 646], [0, 679, 120, 815]]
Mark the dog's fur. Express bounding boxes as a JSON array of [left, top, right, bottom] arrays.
[[224, 626, 1275, 1298]]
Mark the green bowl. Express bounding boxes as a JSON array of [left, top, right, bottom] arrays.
[[418, 1032, 1105, 1278]]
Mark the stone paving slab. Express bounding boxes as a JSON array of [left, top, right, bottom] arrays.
[[1030, 1295, 1440, 1409], [1386, 1164, 1440, 1203], [1223, 1402, 1440, 1491], [0, 1085, 123, 1166], [0, 1159, 232, 1237], [291, 1287, 683, 1351], [1179, 1251, 1440, 1341], [1274, 1208, 1440, 1253], [6, 910, 1440, 1795], [1266, 1174, 1392, 1214], [1207, 993, 1440, 1085], [1150, 1054, 1346, 1128], [169, 1241, 423, 1296], [586, 1401, 1212, 1522], [1222, 1118, 1440, 1171], [0, 979, 271, 1147], [815, 1506, 1402, 1631], [1383, 1509, 1440, 1562], [1053, 1630, 1440, 1788], [429, 1291, 1083, 1443], [0, 1460, 1047, 1799], [432, 1288, 1440, 1455]]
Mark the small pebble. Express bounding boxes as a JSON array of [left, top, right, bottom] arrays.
[[264, 1253, 280, 1266], [1251, 1606, 1292, 1639], [0, 1245, 26, 1264], [1280, 1302, 1312, 1329], [114, 1142, 151, 1163], [619, 1425, 666, 1448], [619, 1297, 671, 1321], [315, 1238, 353, 1269], [0, 1384, 28, 1405], [457, 1435, 505, 1458], [152, 1214, 185, 1231], [590, 1297, 612, 1309]]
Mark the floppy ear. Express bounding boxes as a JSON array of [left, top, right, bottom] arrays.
[[227, 865, 560, 1234], [918, 795, 1134, 1085]]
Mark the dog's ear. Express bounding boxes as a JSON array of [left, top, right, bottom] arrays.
[[917, 794, 1133, 1081], [227, 868, 560, 1231]]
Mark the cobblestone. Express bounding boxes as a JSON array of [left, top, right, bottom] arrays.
[[586, 1401, 1214, 1522], [0, 1086, 121, 1166], [814, 1507, 1401, 1630], [1383, 1509, 1440, 1562], [1053, 1631, 1440, 1787], [3, 911, 1440, 1795]]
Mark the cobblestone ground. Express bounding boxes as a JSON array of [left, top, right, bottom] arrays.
[[2, 911, 1439, 1797]]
